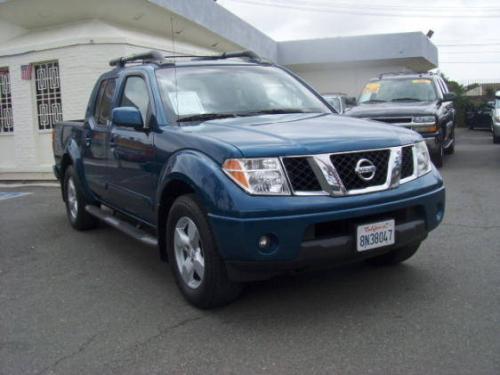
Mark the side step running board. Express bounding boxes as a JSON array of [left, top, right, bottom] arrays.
[[85, 205, 158, 247]]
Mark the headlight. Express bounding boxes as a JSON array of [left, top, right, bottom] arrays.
[[495, 115, 500, 122], [415, 141, 432, 176], [222, 158, 291, 195], [413, 116, 435, 124]]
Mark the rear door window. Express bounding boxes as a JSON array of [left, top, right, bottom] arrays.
[[94, 79, 117, 126]]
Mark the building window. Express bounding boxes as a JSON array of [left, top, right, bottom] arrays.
[[0, 68, 13, 133], [34, 61, 63, 130]]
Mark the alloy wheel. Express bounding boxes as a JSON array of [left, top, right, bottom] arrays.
[[173, 216, 205, 289], [67, 177, 78, 220]]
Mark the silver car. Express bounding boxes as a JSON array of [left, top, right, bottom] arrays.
[[492, 91, 500, 144]]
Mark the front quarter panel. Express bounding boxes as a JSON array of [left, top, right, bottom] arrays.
[[155, 150, 243, 216]]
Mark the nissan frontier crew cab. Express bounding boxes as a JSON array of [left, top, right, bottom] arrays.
[[345, 72, 456, 167], [53, 51, 445, 308]]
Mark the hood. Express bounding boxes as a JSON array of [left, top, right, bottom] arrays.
[[345, 101, 438, 119], [181, 113, 420, 158]]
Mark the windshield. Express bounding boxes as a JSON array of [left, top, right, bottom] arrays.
[[156, 65, 330, 122], [359, 78, 438, 103]]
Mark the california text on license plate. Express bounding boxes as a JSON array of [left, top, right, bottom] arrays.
[[356, 219, 395, 252]]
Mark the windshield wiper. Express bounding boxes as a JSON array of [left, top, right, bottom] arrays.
[[236, 109, 317, 116], [177, 113, 237, 122], [391, 98, 422, 102], [361, 99, 387, 103], [177, 109, 319, 122]]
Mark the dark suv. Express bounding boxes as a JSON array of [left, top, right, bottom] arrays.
[[346, 72, 456, 167]]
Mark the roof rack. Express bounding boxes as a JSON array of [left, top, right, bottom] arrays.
[[109, 50, 263, 67], [377, 71, 433, 79], [109, 51, 166, 67]]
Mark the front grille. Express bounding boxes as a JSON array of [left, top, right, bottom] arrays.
[[282, 157, 322, 192], [401, 146, 414, 179], [282, 147, 416, 196], [372, 117, 412, 124], [330, 150, 390, 190]]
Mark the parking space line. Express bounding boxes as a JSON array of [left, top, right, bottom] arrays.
[[0, 192, 32, 201]]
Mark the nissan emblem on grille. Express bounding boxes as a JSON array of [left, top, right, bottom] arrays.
[[355, 158, 377, 181]]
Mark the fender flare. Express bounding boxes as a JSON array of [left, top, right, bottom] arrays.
[[154, 150, 241, 262], [155, 149, 239, 218], [62, 139, 98, 204]]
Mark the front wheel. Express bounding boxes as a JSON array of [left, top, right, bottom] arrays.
[[166, 194, 242, 309], [493, 133, 500, 144], [366, 242, 421, 266]]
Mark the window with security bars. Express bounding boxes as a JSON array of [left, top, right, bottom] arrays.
[[0, 68, 13, 133], [34, 61, 63, 130]]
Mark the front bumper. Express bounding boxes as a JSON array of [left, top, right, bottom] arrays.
[[209, 169, 445, 281], [226, 219, 427, 281]]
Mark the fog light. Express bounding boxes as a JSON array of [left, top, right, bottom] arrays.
[[258, 235, 271, 249], [436, 203, 444, 222]]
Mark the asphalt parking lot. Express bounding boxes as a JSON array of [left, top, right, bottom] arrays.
[[1, 129, 499, 375]]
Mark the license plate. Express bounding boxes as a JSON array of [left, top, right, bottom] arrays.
[[356, 219, 395, 252]]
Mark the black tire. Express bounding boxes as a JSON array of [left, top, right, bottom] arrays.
[[431, 144, 444, 168], [166, 194, 242, 309], [494, 133, 500, 144], [366, 242, 421, 266], [63, 166, 98, 230]]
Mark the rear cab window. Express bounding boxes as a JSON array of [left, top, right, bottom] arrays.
[[94, 79, 117, 126]]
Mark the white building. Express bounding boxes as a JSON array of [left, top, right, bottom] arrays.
[[0, 0, 438, 180]]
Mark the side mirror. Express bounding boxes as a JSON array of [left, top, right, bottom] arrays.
[[345, 96, 357, 106], [112, 107, 143, 130], [442, 92, 457, 102]]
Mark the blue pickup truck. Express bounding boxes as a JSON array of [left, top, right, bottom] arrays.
[[53, 51, 445, 308]]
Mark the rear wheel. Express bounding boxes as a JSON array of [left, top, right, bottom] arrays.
[[166, 194, 242, 309], [63, 166, 98, 230], [494, 132, 500, 144], [366, 242, 421, 266]]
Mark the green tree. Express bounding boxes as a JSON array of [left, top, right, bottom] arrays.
[[442, 75, 472, 128]]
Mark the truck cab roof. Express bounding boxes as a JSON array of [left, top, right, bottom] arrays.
[[371, 72, 440, 81]]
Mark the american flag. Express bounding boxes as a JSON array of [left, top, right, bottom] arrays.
[[21, 64, 32, 80]]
